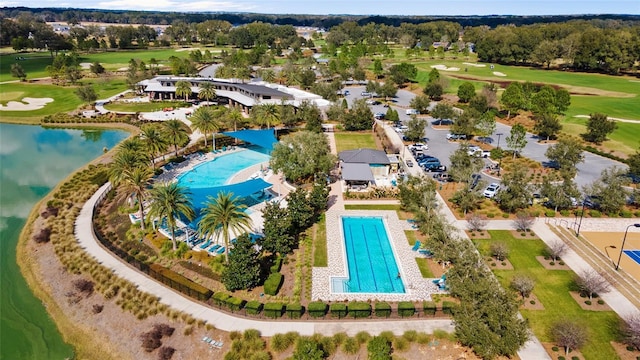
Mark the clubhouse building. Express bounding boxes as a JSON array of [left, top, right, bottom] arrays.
[[137, 76, 330, 113]]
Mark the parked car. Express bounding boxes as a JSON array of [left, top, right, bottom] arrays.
[[409, 143, 428, 152], [405, 159, 414, 167], [374, 112, 385, 119], [531, 193, 549, 205], [583, 195, 601, 209], [470, 173, 482, 189], [433, 173, 452, 182], [483, 183, 501, 198], [406, 108, 420, 115], [343, 90, 350, 96], [361, 91, 372, 97], [366, 99, 381, 105], [446, 133, 467, 140]]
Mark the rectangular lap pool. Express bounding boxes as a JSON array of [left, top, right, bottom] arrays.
[[332, 216, 405, 294]]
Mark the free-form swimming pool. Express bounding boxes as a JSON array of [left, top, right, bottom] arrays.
[[176, 148, 270, 216], [333, 216, 405, 294]]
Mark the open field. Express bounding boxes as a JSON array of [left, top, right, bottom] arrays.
[[475, 230, 622, 360], [334, 132, 378, 152]]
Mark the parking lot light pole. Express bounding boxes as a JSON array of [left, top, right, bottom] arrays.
[[495, 133, 503, 176], [576, 198, 587, 236], [615, 223, 640, 270]]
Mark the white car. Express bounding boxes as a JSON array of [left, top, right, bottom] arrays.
[[467, 145, 481, 156], [409, 143, 428, 152], [406, 108, 420, 115], [483, 183, 501, 198]]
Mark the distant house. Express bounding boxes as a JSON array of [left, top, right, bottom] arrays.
[[432, 41, 451, 49], [338, 148, 391, 188]]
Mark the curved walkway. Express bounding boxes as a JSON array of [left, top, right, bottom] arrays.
[[74, 182, 454, 337]]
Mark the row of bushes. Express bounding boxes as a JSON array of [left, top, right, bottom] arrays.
[[41, 113, 136, 124], [209, 297, 457, 319]]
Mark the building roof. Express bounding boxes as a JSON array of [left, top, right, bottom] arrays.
[[341, 163, 375, 182], [338, 149, 390, 165]]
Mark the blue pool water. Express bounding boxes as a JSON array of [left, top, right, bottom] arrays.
[[176, 148, 270, 219], [334, 216, 405, 293]]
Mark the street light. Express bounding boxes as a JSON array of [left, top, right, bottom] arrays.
[[615, 223, 640, 271]]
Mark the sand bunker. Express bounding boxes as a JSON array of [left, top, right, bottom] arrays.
[[431, 64, 460, 72], [493, 72, 507, 77], [175, 47, 201, 52], [80, 62, 92, 69], [0, 97, 54, 111], [463, 62, 486, 67]]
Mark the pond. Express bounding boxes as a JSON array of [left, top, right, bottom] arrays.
[[0, 123, 128, 359]]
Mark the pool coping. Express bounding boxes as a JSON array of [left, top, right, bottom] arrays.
[[312, 209, 443, 302]]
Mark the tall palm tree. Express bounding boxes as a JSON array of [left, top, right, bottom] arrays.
[[162, 119, 190, 157], [118, 137, 145, 153], [226, 107, 244, 133], [117, 166, 153, 230], [197, 81, 216, 105], [256, 103, 280, 129], [148, 182, 194, 250], [109, 148, 148, 186], [140, 123, 168, 168], [175, 80, 192, 102], [190, 106, 220, 150], [198, 192, 252, 264]]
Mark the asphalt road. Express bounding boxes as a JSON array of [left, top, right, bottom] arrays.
[[343, 84, 628, 191]]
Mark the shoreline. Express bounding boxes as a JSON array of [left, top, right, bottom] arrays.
[[15, 124, 136, 359]]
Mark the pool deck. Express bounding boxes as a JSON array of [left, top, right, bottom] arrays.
[[312, 209, 442, 302]]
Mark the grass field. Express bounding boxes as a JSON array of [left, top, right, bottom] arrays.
[[475, 230, 622, 360], [103, 101, 190, 112], [334, 132, 377, 152]]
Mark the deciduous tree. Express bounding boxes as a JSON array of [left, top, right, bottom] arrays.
[[270, 131, 336, 184], [457, 82, 476, 103], [545, 137, 584, 178], [221, 233, 262, 290], [583, 112, 616, 144], [551, 319, 588, 356], [506, 123, 527, 158]]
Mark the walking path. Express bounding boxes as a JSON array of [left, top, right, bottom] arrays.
[[70, 128, 637, 358]]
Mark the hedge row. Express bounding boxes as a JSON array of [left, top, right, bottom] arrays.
[[270, 256, 283, 274], [148, 263, 212, 300], [264, 272, 283, 296], [209, 298, 452, 319]]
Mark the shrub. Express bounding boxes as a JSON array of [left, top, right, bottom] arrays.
[[270, 256, 283, 273], [530, 300, 536, 305], [153, 324, 175, 337], [330, 303, 348, 319], [490, 242, 509, 261], [308, 301, 328, 318], [589, 210, 602, 218], [552, 346, 559, 351], [348, 301, 371, 318], [157, 346, 175, 360], [212, 292, 231, 307], [398, 301, 415, 317], [140, 332, 162, 352], [33, 227, 52, 243], [572, 357, 579, 360], [270, 333, 294, 353], [375, 302, 392, 317], [92, 304, 104, 314], [286, 303, 304, 319], [245, 301, 263, 315], [423, 301, 437, 316], [545, 210, 556, 217], [442, 301, 457, 315], [502, 213, 509, 218], [226, 296, 246, 312], [149, 263, 212, 300], [367, 336, 392, 360], [597, 299, 605, 305], [263, 302, 284, 318], [342, 337, 360, 354], [73, 278, 95, 296], [263, 273, 283, 296], [621, 210, 633, 218], [560, 210, 571, 217], [355, 331, 371, 344], [585, 300, 592, 305]]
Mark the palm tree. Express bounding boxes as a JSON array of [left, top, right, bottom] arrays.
[[198, 192, 252, 264], [254, 103, 280, 136], [109, 148, 148, 186], [140, 123, 168, 168], [190, 106, 220, 150], [175, 80, 192, 102], [197, 81, 216, 105], [117, 166, 153, 230], [148, 182, 194, 250], [162, 120, 190, 157], [118, 137, 145, 153], [226, 107, 244, 133]]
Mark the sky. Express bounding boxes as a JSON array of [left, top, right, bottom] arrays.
[[4, 0, 640, 16]]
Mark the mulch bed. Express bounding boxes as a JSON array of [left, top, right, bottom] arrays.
[[569, 291, 612, 311], [486, 257, 514, 270], [542, 342, 585, 360], [610, 341, 640, 360], [466, 230, 491, 239], [520, 293, 545, 311], [535, 256, 571, 270], [510, 230, 538, 239]]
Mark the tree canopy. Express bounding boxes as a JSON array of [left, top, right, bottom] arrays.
[[270, 131, 336, 184]]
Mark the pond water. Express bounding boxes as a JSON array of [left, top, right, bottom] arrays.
[[0, 123, 128, 359]]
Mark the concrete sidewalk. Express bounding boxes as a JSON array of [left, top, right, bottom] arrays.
[[75, 183, 455, 337]]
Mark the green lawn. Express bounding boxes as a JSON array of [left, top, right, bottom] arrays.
[[312, 214, 327, 267], [344, 204, 401, 211], [0, 82, 84, 124], [475, 230, 622, 360], [404, 230, 417, 246], [334, 132, 378, 153], [415, 257, 435, 278]]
